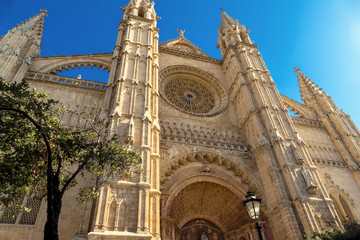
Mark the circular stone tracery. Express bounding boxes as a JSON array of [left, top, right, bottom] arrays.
[[164, 78, 215, 114], [160, 66, 228, 116]]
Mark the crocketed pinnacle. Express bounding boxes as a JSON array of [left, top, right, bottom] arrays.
[[5, 9, 47, 45], [219, 11, 237, 35], [295, 67, 325, 103]]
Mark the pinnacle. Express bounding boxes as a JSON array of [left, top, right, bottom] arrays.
[[219, 11, 236, 35], [8, 10, 47, 44], [295, 67, 325, 103]]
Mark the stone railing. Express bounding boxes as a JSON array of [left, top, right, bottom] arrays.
[[291, 116, 324, 128], [25, 71, 107, 90], [312, 158, 348, 168]]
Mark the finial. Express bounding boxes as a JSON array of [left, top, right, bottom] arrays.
[[40, 9, 48, 17], [177, 29, 185, 39], [220, 7, 224, 12], [294, 67, 301, 73]]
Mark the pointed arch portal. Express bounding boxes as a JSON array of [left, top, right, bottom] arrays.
[[160, 153, 274, 240]]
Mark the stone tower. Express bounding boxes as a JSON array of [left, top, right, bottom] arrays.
[[89, 0, 161, 239], [216, 11, 345, 239], [1, 1, 360, 240]]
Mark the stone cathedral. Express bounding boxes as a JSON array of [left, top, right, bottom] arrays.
[[1, 1, 360, 240]]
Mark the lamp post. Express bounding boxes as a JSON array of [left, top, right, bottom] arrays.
[[243, 191, 263, 240]]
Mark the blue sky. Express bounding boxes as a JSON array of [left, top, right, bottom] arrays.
[[1, 0, 360, 127]]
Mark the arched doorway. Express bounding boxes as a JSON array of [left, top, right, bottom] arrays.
[[170, 181, 250, 235], [162, 179, 273, 240], [160, 153, 274, 240]]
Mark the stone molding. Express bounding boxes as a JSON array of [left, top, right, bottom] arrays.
[[159, 33, 209, 57], [31, 53, 112, 74], [159, 46, 221, 64], [160, 152, 257, 191], [88, 231, 152, 240], [312, 158, 348, 168], [326, 183, 355, 206]]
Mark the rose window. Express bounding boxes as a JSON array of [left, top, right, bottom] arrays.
[[159, 66, 228, 117], [164, 78, 215, 114]]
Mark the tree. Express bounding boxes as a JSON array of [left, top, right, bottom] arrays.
[[0, 80, 141, 240], [305, 221, 360, 240]]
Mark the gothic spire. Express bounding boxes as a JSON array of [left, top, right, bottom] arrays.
[[219, 10, 237, 35], [0, 10, 47, 82], [1, 9, 47, 47], [218, 10, 253, 53], [295, 67, 325, 103]]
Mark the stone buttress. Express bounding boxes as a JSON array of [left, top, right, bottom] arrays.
[[296, 68, 360, 186], [218, 11, 343, 239]]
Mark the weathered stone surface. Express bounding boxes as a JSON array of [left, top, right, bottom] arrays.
[[1, 2, 360, 240]]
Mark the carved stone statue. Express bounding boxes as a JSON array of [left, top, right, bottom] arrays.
[[301, 167, 318, 195], [201, 232, 208, 240], [177, 29, 185, 38], [301, 167, 314, 188]]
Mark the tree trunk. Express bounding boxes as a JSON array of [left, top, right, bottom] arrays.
[[44, 179, 62, 240]]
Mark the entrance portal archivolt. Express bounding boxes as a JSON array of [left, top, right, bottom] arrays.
[[160, 152, 274, 240]]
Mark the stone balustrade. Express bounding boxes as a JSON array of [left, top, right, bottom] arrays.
[[312, 158, 348, 168], [291, 116, 324, 128], [25, 71, 107, 90]]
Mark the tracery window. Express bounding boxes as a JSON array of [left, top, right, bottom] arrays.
[[330, 193, 356, 224], [160, 66, 228, 117], [0, 191, 43, 225], [164, 78, 215, 114]]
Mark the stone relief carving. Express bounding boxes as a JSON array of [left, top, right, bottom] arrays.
[[201, 232, 209, 240], [300, 167, 318, 195], [160, 121, 250, 152], [160, 152, 257, 191], [290, 142, 304, 165]]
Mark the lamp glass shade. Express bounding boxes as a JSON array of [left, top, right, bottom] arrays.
[[245, 200, 261, 220]]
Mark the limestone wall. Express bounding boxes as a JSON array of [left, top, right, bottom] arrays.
[[27, 75, 105, 128], [158, 52, 250, 176], [295, 123, 360, 220]]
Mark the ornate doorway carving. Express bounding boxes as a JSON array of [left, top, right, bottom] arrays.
[[180, 219, 224, 240]]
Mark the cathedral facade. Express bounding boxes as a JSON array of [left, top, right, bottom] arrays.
[[1, 1, 360, 239]]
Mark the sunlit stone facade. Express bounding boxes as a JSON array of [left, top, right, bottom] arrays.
[[1, 1, 360, 239]]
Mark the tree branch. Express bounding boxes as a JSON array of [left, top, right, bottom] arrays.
[[60, 161, 87, 196], [54, 153, 62, 179]]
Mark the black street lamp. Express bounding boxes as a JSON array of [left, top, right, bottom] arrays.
[[243, 191, 263, 240]]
